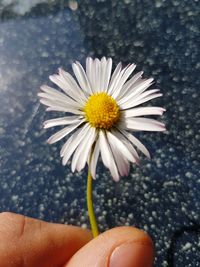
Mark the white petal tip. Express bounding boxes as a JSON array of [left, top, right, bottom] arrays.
[[58, 68, 63, 74], [158, 108, 166, 115], [90, 170, 97, 179], [135, 159, 140, 166], [47, 136, 56, 144], [62, 159, 66, 166], [49, 74, 56, 82], [43, 124, 49, 129], [40, 85, 46, 90], [86, 57, 92, 62], [163, 127, 167, 132]]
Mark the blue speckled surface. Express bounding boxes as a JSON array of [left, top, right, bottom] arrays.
[[0, 1, 200, 266]]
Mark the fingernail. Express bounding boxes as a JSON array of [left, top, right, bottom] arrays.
[[109, 242, 153, 267]]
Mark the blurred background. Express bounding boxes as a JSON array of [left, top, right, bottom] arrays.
[[0, 0, 200, 266]]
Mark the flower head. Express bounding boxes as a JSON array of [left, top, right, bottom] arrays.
[[38, 57, 166, 181]]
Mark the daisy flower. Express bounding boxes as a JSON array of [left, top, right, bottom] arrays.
[[38, 57, 166, 182], [39, 57, 166, 237]]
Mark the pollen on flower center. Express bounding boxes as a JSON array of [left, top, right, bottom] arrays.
[[84, 92, 120, 130]]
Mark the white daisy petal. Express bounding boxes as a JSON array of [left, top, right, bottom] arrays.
[[39, 98, 83, 115], [99, 57, 107, 92], [103, 58, 112, 93], [86, 57, 95, 92], [94, 58, 101, 92], [43, 116, 82, 129], [60, 134, 74, 161], [122, 117, 166, 132], [47, 120, 84, 144], [122, 77, 146, 99], [90, 138, 100, 179], [71, 130, 89, 172], [109, 142, 130, 177], [71, 127, 96, 172], [108, 65, 127, 96], [61, 124, 90, 164], [112, 64, 136, 99], [128, 88, 159, 104], [111, 129, 140, 165], [72, 62, 91, 94], [107, 131, 135, 163], [132, 78, 154, 98], [60, 133, 75, 158], [120, 92, 162, 110], [40, 85, 69, 98], [39, 85, 71, 101], [76, 61, 93, 94], [122, 107, 166, 118], [49, 74, 68, 93], [58, 68, 87, 103], [49, 73, 83, 101], [107, 62, 122, 95], [117, 71, 143, 101], [98, 131, 110, 169], [38, 91, 81, 109], [45, 106, 83, 114], [118, 128, 151, 158], [118, 78, 154, 106], [99, 131, 119, 181], [39, 93, 69, 107]]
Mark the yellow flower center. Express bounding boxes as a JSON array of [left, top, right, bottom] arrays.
[[84, 92, 120, 130]]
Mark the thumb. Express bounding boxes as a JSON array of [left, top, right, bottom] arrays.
[[65, 226, 154, 267]]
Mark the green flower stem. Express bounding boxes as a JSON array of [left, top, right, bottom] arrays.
[[87, 168, 99, 238]]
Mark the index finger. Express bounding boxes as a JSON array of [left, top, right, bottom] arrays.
[[0, 212, 92, 267]]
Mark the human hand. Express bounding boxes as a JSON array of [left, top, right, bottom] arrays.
[[0, 212, 153, 267]]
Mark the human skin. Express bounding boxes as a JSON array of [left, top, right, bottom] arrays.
[[0, 212, 154, 267]]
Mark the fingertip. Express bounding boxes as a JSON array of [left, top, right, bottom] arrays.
[[65, 226, 154, 267], [109, 227, 154, 267]]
